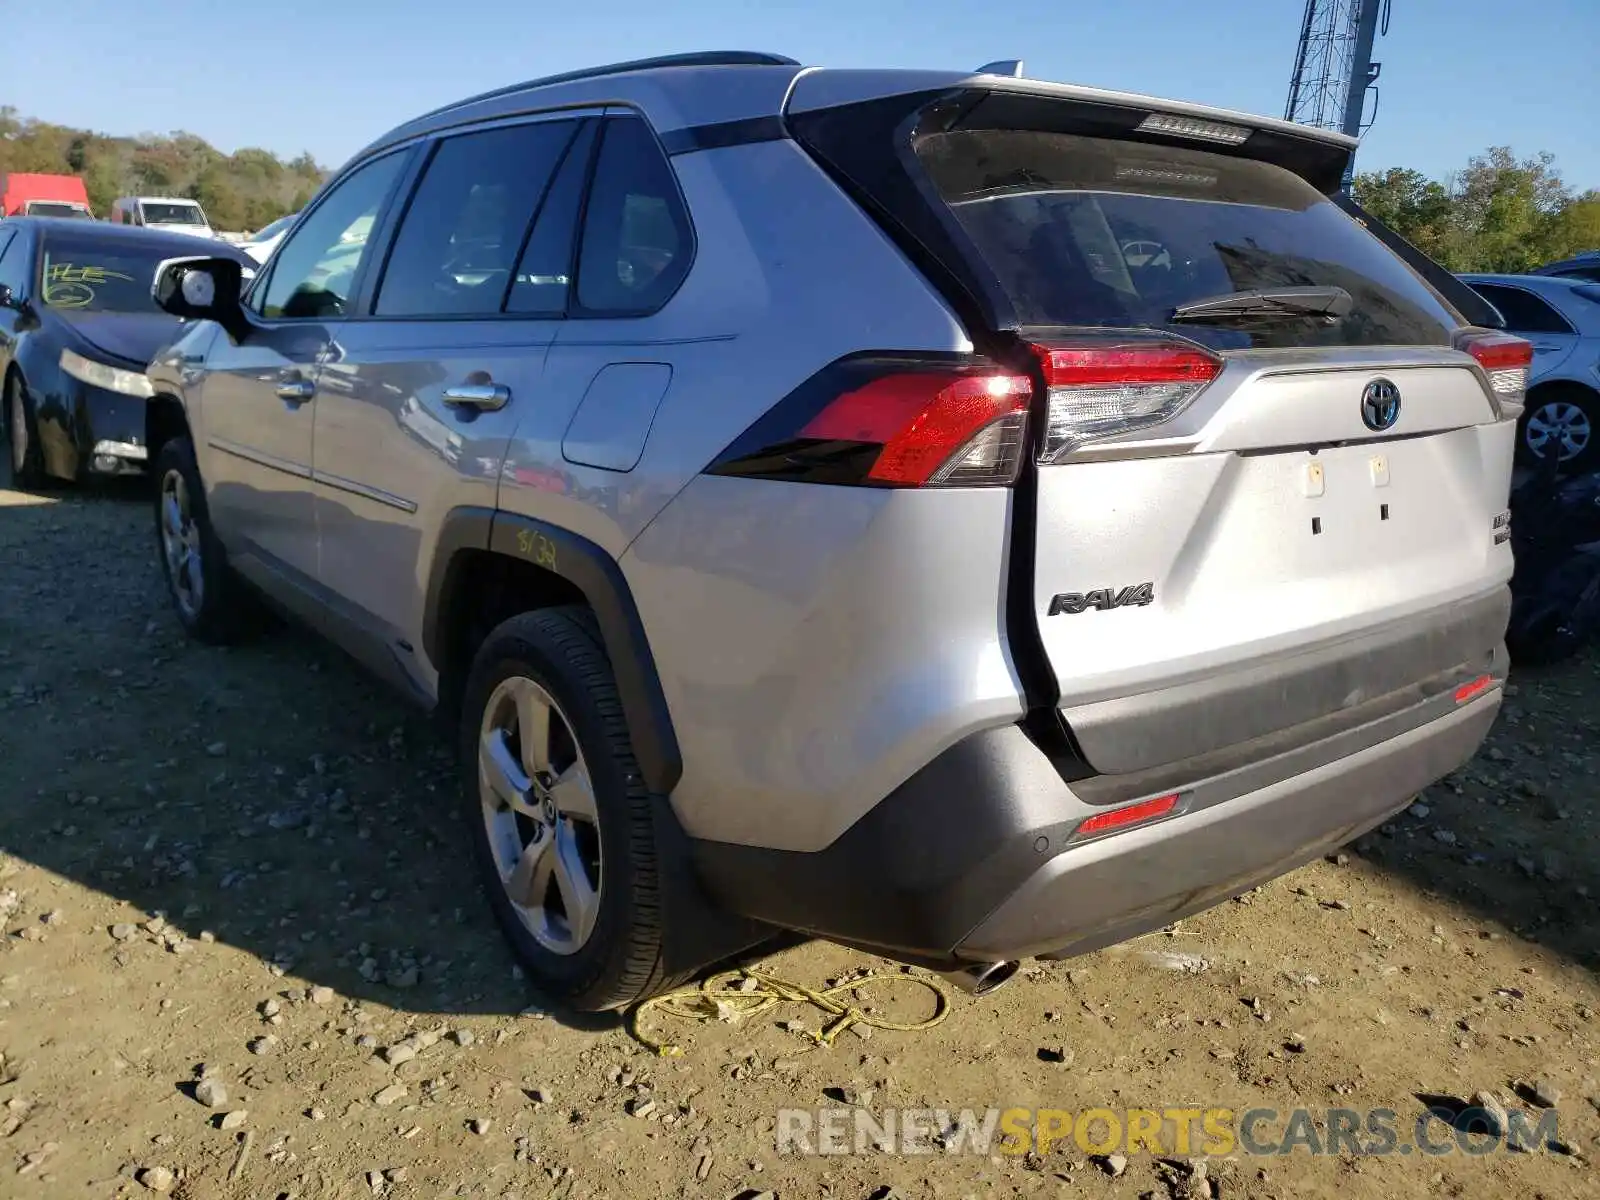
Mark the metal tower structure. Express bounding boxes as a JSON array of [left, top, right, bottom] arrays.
[[1284, 0, 1390, 186]]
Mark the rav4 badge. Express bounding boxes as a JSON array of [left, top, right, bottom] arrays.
[[1048, 583, 1156, 616]]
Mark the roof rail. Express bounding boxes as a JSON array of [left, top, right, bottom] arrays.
[[413, 51, 801, 124]]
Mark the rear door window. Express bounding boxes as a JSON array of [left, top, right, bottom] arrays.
[[375, 119, 580, 318], [913, 129, 1460, 349], [1467, 283, 1574, 335], [506, 120, 597, 317]]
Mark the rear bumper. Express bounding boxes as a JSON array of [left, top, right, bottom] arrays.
[[1061, 584, 1511, 790], [967, 693, 1496, 961], [690, 654, 1503, 966]]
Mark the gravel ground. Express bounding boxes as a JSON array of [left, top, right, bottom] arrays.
[[1, 473, 1598, 1200]]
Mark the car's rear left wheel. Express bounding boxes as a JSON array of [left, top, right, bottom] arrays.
[[460, 607, 676, 1011]]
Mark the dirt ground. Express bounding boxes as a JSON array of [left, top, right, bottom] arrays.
[[0, 473, 1597, 1200]]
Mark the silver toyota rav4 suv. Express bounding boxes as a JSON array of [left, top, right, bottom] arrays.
[[145, 52, 1527, 1010]]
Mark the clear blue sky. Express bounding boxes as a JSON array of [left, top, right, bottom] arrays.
[[9, 0, 1598, 189]]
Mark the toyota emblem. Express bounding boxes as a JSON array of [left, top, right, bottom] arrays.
[[1360, 378, 1401, 432]]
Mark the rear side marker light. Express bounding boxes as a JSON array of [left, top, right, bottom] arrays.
[[707, 357, 1034, 488], [1458, 330, 1534, 407], [1454, 674, 1494, 704], [1074, 792, 1180, 840], [1032, 339, 1222, 461], [1136, 113, 1251, 145]]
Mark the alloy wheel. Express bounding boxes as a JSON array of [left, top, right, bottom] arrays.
[[159, 468, 205, 618], [1526, 399, 1592, 463], [8, 387, 25, 475], [477, 675, 603, 955]]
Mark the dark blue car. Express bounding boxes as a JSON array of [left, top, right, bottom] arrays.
[[0, 217, 255, 487]]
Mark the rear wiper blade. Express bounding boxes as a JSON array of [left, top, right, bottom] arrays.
[[1170, 286, 1353, 324]]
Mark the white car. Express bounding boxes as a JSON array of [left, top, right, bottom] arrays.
[[241, 212, 299, 264], [109, 196, 217, 240], [1462, 273, 1600, 472]]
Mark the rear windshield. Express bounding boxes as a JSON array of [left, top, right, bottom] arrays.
[[27, 202, 90, 219], [913, 130, 1459, 349]]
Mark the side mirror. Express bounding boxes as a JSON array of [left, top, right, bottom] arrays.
[[0, 283, 19, 312], [153, 256, 249, 341]]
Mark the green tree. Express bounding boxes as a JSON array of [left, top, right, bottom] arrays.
[[1545, 191, 1600, 262], [1352, 167, 1456, 264], [0, 109, 326, 229], [1448, 148, 1570, 272], [1355, 147, 1598, 273]]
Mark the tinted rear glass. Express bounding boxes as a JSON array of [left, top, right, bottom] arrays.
[[1465, 283, 1573, 335], [28, 202, 90, 218], [914, 130, 1459, 349]]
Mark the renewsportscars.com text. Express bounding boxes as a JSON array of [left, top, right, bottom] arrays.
[[776, 1105, 1562, 1158]]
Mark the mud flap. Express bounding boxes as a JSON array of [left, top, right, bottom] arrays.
[[651, 797, 779, 978]]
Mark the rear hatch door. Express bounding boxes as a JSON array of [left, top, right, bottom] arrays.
[[793, 84, 1518, 779]]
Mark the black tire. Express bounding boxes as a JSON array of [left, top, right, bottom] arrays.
[[152, 435, 257, 644], [5, 372, 49, 490], [1507, 618, 1581, 667], [1517, 384, 1600, 473], [459, 607, 677, 1011]]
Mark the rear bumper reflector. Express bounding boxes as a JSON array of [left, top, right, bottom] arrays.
[[1073, 791, 1180, 841]]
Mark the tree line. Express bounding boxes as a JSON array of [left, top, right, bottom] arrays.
[[1353, 147, 1600, 274], [0, 107, 326, 233]]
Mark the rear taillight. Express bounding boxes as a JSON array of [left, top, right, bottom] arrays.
[[707, 356, 1033, 488], [1458, 330, 1534, 407], [1031, 338, 1222, 462]]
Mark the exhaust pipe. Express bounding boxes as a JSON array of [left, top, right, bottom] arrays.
[[937, 960, 1021, 996]]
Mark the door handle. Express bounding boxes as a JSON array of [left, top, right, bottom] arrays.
[[442, 382, 510, 412], [275, 379, 315, 404]]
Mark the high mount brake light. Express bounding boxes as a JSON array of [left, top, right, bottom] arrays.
[[1457, 330, 1534, 406], [707, 357, 1034, 488], [1032, 339, 1222, 461], [1135, 112, 1251, 146]]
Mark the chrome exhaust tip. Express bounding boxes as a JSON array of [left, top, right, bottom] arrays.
[[937, 960, 1021, 996]]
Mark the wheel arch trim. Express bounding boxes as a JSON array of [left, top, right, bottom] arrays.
[[1526, 377, 1600, 400], [423, 506, 683, 795]]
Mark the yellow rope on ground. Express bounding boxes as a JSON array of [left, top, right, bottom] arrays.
[[629, 967, 954, 1057]]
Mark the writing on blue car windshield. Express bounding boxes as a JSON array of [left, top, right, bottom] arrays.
[[40, 238, 172, 314]]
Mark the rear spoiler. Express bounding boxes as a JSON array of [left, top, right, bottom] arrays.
[[1331, 194, 1504, 331]]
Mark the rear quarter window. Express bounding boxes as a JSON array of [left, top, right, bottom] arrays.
[[913, 129, 1460, 349]]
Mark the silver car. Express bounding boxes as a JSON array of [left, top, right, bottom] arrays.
[[1461, 273, 1600, 471], [142, 52, 1522, 1010]]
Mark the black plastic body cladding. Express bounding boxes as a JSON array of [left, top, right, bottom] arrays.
[[422, 507, 682, 795]]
